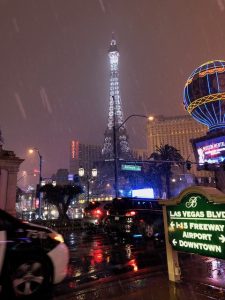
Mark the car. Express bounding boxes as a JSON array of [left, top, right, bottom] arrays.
[[83, 201, 112, 227], [104, 197, 164, 240], [0, 209, 69, 299], [67, 206, 84, 219]]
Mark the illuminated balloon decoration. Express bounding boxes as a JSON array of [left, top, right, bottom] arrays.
[[183, 60, 225, 131]]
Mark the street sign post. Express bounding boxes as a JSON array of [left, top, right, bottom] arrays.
[[159, 186, 225, 282], [121, 164, 141, 171]]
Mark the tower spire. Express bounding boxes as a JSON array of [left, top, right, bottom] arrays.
[[102, 36, 131, 160]]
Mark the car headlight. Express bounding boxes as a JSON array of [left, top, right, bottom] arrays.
[[49, 232, 64, 243]]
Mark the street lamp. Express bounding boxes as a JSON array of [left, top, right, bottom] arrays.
[[78, 167, 97, 203], [28, 148, 43, 218], [113, 108, 151, 198]]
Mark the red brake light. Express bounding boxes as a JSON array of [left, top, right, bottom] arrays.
[[125, 211, 136, 217], [93, 209, 102, 217], [128, 259, 138, 272]]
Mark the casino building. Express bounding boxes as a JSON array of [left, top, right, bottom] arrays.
[[69, 140, 102, 175], [146, 114, 212, 179], [183, 60, 225, 192]]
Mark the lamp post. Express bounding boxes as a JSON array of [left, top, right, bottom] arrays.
[[78, 167, 97, 203], [113, 112, 151, 198], [28, 148, 43, 218]]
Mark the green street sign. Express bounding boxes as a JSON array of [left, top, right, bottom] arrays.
[[121, 164, 141, 172], [167, 193, 225, 259]]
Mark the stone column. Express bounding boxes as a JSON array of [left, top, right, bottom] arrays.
[[0, 146, 24, 216], [5, 169, 18, 216], [0, 169, 8, 210]]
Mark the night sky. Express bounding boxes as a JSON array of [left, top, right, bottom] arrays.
[[1, 0, 225, 188]]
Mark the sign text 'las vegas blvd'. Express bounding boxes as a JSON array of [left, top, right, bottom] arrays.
[[167, 193, 225, 259]]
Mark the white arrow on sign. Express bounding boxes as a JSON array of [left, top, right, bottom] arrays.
[[170, 221, 175, 229], [172, 239, 177, 246], [219, 234, 225, 243]]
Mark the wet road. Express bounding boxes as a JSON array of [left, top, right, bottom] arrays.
[[53, 228, 166, 298], [39, 227, 225, 300]]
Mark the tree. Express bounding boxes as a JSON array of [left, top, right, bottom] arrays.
[[40, 184, 83, 220], [149, 144, 184, 198], [142, 163, 163, 198]]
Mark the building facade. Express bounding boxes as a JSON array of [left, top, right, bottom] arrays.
[[69, 140, 102, 175], [132, 148, 149, 161], [146, 115, 211, 177], [52, 169, 69, 185], [0, 145, 23, 215]]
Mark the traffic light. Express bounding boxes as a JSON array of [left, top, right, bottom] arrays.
[[186, 160, 192, 170]]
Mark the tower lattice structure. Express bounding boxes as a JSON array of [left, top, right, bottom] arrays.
[[102, 37, 131, 160]]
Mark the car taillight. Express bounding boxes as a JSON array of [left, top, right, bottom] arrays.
[[125, 211, 136, 217], [93, 209, 102, 217], [128, 259, 138, 272]]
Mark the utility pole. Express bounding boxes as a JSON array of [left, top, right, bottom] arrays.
[[113, 96, 119, 198], [28, 148, 43, 219], [112, 96, 149, 198]]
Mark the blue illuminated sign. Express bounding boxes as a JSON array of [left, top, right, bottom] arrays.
[[131, 188, 154, 199], [68, 174, 74, 181]]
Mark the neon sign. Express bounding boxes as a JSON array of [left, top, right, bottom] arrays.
[[71, 141, 75, 159], [71, 140, 79, 160], [167, 193, 225, 259]]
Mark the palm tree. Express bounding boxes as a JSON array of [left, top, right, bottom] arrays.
[[149, 144, 184, 198]]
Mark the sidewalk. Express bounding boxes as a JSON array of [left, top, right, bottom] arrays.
[[60, 270, 225, 300], [111, 274, 225, 300]]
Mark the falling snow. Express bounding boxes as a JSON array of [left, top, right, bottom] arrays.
[[40, 87, 53, 115], [12, 17, 20, 33], [98, 0, 106, 13], [14, 92, 27, 120], [0, 0, 224, 184], [216, 0, 225, 11]]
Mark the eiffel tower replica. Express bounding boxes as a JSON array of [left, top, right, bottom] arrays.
[[102, 36, 132, 161], [92, 36, 134, 198]]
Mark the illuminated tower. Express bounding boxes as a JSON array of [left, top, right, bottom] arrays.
[[102, 37, 131, 160]]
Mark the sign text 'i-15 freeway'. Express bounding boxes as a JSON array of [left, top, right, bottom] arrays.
[[167, 193, 225, 259]]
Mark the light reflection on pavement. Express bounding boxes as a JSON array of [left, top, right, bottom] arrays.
[[53, 229, 166, 298], [180, 253, 225, 289], [47, 229, 225, 300]]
